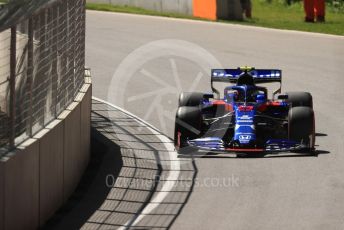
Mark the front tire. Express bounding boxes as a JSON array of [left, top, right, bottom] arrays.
[[174, 106, 201, 153], [288, 106, 315, 153]]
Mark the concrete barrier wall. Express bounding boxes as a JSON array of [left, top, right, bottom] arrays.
[[3, 140, 40, 230], [60, 102, 82, 202], [0, 76, 92, 230], [87, 0, 244, 20], [79, 83, 92, 174], [0, 161, 3, 230], [37, 120, 64, 226], [87, 0, 193, 15]]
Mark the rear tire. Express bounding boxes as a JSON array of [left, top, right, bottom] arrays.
[[174, 106, 201, 154], [286, 92, 313, 108], [179, 92, 204, 107], [288, 106, 315, 153]]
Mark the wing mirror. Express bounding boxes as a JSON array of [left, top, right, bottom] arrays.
[[278, 94, 288, 100]]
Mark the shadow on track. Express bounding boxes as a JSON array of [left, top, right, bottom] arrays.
[[42, 127, 123, 229], [43, 100, 198, 229], [316, 133, 328, 137]]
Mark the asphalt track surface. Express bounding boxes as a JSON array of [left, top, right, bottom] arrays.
[[86, 10, 344, 230]]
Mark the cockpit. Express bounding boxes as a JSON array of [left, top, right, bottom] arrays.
[[224, 85, 267, 104]]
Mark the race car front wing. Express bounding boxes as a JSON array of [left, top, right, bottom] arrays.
[[187, 137, 308, 153]]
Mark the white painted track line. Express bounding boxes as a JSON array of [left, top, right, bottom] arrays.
[[92, 96, 181, 229]]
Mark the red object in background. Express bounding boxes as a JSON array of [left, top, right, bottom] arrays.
[[304, 0, 325, 22], [193, 0, 217, 20]]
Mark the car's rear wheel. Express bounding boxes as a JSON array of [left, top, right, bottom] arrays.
[[285, 92, 313, 108], [288, 106, 316, 154], [174, 106, 201, 154], [179, 92, 204, 107]]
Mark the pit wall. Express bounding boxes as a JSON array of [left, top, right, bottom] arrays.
[[87, 0, 243, 20], [0, 71, 92, 230]]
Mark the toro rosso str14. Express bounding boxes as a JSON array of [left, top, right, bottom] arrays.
[[174, 67, 316, 156]]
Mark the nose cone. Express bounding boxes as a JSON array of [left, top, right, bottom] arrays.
[[237, 134, 255, 144], [234, 106, 256, 145], [235, 124, 256, 145]]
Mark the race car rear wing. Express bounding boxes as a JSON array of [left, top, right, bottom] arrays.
[[211, 68, 282, 99]]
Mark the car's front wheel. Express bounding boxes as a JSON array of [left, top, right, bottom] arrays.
[[288, 106, 316, 154], [174, 106, 201, 153]]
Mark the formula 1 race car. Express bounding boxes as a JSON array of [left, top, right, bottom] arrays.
[[174, 67, 315, 156]]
